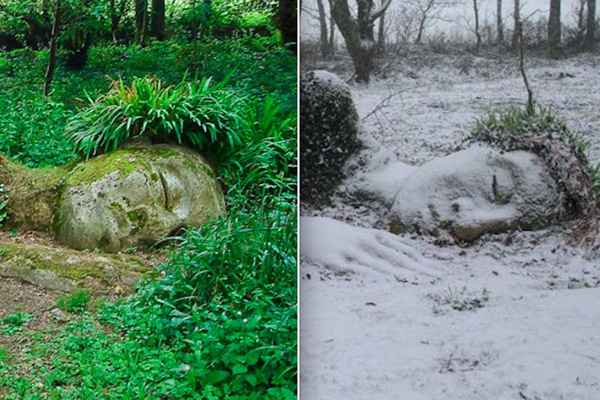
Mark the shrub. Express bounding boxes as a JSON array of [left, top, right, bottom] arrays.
[[66, 75, 247, 160], [300, 70, 361, 206], [0, 94, 76, 168], [467, 106, 599, 235], [99, 197, 297, 398], [56, 289, 92, 312]]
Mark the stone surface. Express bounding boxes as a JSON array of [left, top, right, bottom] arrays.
[[300, 70, 361, 207], [57, 145, 225, 252], [0, 156, 64, 233], [389, 145, 562, 241], [0, 241, 153, 293]]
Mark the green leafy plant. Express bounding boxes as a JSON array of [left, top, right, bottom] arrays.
[[0, 197, 8, 226], [220, 96, 297, 199], [1, 312, 33, 335], [66, 75, 246, 159], [56, 289, 92, 312], [0, 93, 76, 168]]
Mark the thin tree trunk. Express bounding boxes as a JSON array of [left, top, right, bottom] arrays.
[[585, 0, 596, 48], [512, 0, 521, 49], [135, 0, 147, 44], [416, 14, 427, 44], [328, 0, 335, 56], [44, 0, 60, 97], [140, 2, 148, 46], [473, 0, 482, 51], [497, 0, 504, 45], [316, 0, 330, 58], [548, 0, 561, 58], [150, 0, 165, 41], [377, 5, 386, 54], [109, 0, 125, 42], [518, 21, 534, 114]]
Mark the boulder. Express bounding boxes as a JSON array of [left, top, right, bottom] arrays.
[[300, 70, 361, 206], [57, 145, 225, 252], [0, 241, 153, 293], [389, 145, 562, 241]]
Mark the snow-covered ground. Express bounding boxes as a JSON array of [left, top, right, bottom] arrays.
[[300, 53, 600, 400]]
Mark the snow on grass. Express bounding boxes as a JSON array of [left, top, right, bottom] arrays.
[[300, 53, 600, 399]]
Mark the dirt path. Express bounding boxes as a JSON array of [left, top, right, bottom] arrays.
[[0, 276, 57, 324]]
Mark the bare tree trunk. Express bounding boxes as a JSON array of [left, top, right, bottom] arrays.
[[415, 0, 436, 44], [473, 0, 482, 51], [140, 2, 148, 46], [512, 0, 521, 49], [416, 14, 427, 44], [150, 0, 165, 41], [585, 0, 596, 48], [328, 0, 335, 55], [110, 0, 117, 41], [44, 0, 60, 97], [577, 0, 585, 32], [316, 0, 330, 58], [377, 0, 386, 54], [332, 0, 392, 83], [497, 0, 504, 45], [517, 19, 534, 114], [548, 0, 561, 58]]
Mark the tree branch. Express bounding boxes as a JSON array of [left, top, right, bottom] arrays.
[[370, 0, 393, 22]]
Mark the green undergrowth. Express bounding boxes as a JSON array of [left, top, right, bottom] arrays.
[[0, 36, 296, 398], [0, 37, 296, 168], [0, 198, 297, 399]]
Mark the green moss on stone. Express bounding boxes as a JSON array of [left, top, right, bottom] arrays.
[[110, 202, 125, 213], [127, 209, 148, 228], [65, 147, 182, 188], [0, 242, 153, 283]]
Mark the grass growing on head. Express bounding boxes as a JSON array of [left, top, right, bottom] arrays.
[[66, 75, 246, 160], [467, 106, 599, 231]]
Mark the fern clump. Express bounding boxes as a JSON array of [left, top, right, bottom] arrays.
[[218, 96, 297, 201], [466, 106, 600, 245], [67, 75, 246, 160]]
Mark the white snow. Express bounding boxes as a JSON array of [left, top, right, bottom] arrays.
[[313, 69, 350, 90], [301, 216, 442, 278], [388, 145, 560, 238], [300, 54, 600, 400]]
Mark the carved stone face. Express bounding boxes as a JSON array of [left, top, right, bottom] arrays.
[[58, 145, 225, 253], [390, 145, 561, 241]]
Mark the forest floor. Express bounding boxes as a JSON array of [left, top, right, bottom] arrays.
[[0, 231, 166, 364], [300, 50, 600, 400]]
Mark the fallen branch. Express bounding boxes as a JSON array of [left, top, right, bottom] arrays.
[[362, 86, 418, 121]]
